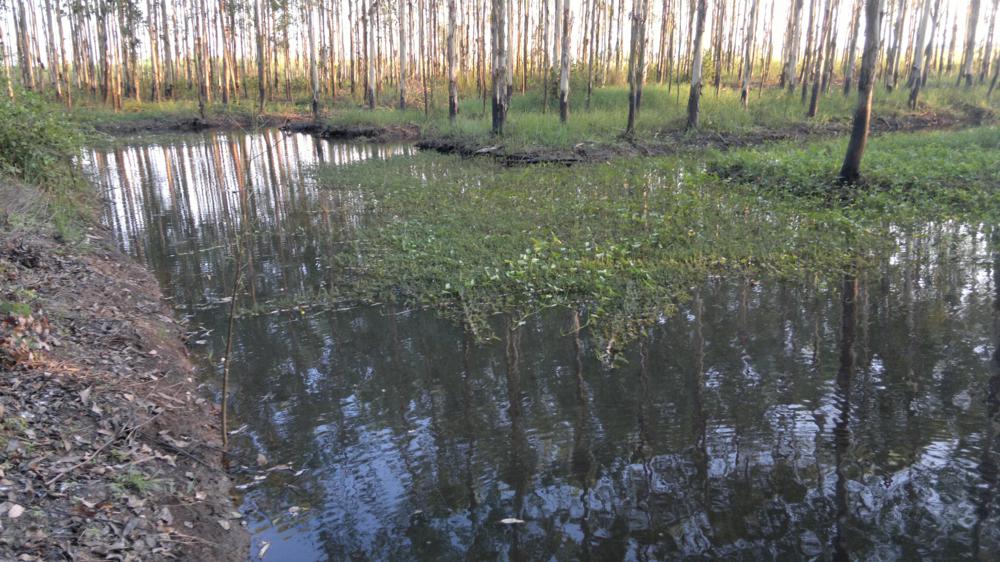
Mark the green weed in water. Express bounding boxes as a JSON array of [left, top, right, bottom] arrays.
[[312, 126, 1000, 350]]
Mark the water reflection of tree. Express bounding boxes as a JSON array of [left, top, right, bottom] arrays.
[[569, 310, 596, 559], [973, 231, 1000, 558], [500, 320, 535, 561], [88, 135, 1000, 559], [833, 273, 858, 561]]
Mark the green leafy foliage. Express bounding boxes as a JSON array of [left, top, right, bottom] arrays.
[[0, 93, 83, 187], [0, 93, 88, 237]]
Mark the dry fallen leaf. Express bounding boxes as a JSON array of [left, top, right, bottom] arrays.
[[8, 504, 25, 519]]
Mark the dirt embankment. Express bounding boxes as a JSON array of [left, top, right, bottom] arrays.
[[91, 112, 292, 135], [0, 226, 249, 560], [282, 120, 422, 142]]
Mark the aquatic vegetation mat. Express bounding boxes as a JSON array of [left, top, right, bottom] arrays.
[[312, 127, 1000, 346]]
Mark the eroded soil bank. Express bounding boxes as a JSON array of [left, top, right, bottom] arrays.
[[0, 224, 249, 560]]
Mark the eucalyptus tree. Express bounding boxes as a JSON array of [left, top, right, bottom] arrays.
[[885, 0, 907, 90], [625, 0, 649, 134], [308, 0, 320, 120], [14, 0, 35, 91], [842, 0, 862, 94], [807, 0, 834, 117], [491, 0, 508, 133], [43, 0, 63, 101], [781, 0, 805, 90], [0, 5, 11, 99], [840, 0, 884, 184], [908, 0, 933, 108], [255, 0, 265, 111], [558, 0, 570, 123], [686, 0, 707, 130], [990, 53, 1000, 97], [448, 0, 458, 121], [398, 0, 407, 109], [365, 0, 376, 109], [959, 0, 982, 86], [982, 0, 999, 83], [541, 0, 549, 111], [740, 0, 760, 108]]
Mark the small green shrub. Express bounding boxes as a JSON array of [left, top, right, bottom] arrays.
[[0, 93, 88, 236]]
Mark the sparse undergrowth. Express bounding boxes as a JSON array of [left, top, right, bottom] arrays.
[[315, 126, 1000, 348]]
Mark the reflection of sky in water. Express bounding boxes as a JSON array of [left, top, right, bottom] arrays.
[[83, 131, 412, 311], [86, 131, 1000, 560]]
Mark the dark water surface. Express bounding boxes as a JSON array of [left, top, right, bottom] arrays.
[[85, 130, 1000, 561]]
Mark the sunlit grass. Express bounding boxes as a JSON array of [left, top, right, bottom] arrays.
[[62, 73, 999, 148]]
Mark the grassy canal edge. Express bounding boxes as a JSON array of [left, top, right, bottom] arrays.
[[0, 96, 250, 560], [76, 82, 998, 165]]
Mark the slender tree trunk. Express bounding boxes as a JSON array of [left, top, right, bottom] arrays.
[[686, 0, 707, 129], [521, 0, 529, 92], [908, 0, 932, 107], [366, 0, 377, 109], [16, 0, 36, 90], [309, 1, 320, 120], [492, 0, 508, 133], [840, 0, 884, 184], [712, 0, 726, 95], [782, 0, 805, 90], [147, 0, 161, 102], [843, 0, 862, 94], [399, 0, 407, 109], [586, 0, 598, 109], [195, 0, 207, 119], [0, 17, 13, 99], [448, 0, 458, 120], [44, 0, 63, 100], [981, 0, 999, 83], [255, 0, 265, 112], [419, 0, 429, 115], [558, 0, 571, 122], [989, 51, 1000, 97], [161, 0, 173, 97], [542, 0, 550, 112], [626, 0, 647, 134], [807, 0, 833, 117], [553, 0, 562, 76], [740, 0, 760, 108], [886, 0, 907, 90], [218, 0, 231, 104], [506, 0, 514, 99], [657, 0, 671, 82], [799, 0, 817, 101], [946, 11, 957, 74], [959, 0, 982, 86]]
